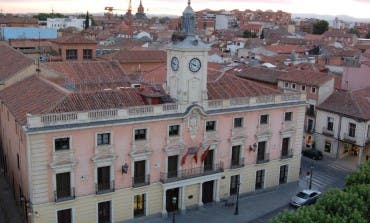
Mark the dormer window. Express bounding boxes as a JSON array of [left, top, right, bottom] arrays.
[[284, 82, 289, 88]]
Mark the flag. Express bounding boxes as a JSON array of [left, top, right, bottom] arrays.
[[201, 145, 211, 163], [193, 147, 199, 163], [181, 148, 189, 166]]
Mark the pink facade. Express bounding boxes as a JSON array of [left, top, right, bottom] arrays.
[[342, 64, 370, 91]]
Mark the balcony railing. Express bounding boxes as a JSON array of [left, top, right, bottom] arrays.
[[230, 157, 245, 169], [160, 162, 224, 183], [95, 180, 115, 194], [343, 133, 356, 143], [54, 187, 75, 202], [322, 127, 334, 136], [132, 174, 150, 188], [256, 153, 270, 164], [280, 149, 293, 159]]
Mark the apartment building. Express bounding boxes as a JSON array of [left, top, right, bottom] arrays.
[[0, 2, 306, 223]]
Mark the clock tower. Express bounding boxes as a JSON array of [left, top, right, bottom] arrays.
[[166, 0, 210, 105]]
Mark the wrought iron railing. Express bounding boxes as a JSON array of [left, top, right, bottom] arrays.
[[132, 174, 150, 188], [54, 187, 75, 202], [95, 180, 115, 194]]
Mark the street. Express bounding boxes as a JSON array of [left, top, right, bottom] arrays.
[[250, 156, 352, 223]]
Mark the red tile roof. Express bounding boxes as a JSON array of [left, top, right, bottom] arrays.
[[265, 45, 308, 54], [318, 87, 370, 120], [0, 43, 34, 81], [207, 74, 281, 100], [277, 70, 333, 87], [229, 65, 286, 84], [53, 34, 97, 44], [105, 49, 166, 63], [0, 75, 67, 124]]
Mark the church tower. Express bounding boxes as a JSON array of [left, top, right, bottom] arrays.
[[166, 0, 209, 105]]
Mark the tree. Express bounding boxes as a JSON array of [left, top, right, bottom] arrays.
[[313, 20, 329, 34], [366, 31, 370, 39], [349, 28, 360, 37], [243, 30, 257, 38], [84, 11, 90, 30], [33, 12, 66, 21]]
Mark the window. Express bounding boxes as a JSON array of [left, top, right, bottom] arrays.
[[233, 117, 243, 128], [279, 165, 288, 184], [57, 208, 72, 223], [167, 155, 178, 178], [311, 87, 316, 93], [284, 112, 292, 121], [281, 138, 290, 157], [255, 169, 265, 190], [284, 82, 289, 88], [97, 166, 111, 193], [134, 194, 146, 217], [260, 114, 269, 125], [98, 201, 111, 223], [133, 160, 148, 186], [230, 175, 240, 195], [55, 172, 71, 201], [324, 141, 331, 153], [168, 125, 180, 137], [231, 145, 241, 167], [135, 129, 147, 141], [17, 154, 20, 170], [349, 123, 356, 137], [206, 121, 216, 131], [301, 85, 306, 91], [83, 49, 92, 59], [257, 141, 267, 163], [66, 49, 77, 60], [291, 83, 296, 89], [54, 137, 70, 151], [327, 117, 334, 131], [97, 133, 110, 146]]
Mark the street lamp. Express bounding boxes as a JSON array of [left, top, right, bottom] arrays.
[[172, 197, 177, 223], [309, 162, 314, 189], [234, 180, 241, 215]]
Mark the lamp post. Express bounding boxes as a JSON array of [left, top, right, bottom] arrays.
[[172, 197, 177, 223], [309, 162, 314, 189], [234, 179, 240, 215]]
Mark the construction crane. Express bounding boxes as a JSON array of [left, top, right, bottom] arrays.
[[104, 6, 124, 20]]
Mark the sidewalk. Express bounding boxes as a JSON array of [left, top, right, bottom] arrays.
[[0, 170, 23, 223], [123, 182, 300, 223]]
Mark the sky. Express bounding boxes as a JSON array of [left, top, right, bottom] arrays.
[[1, 0, 370, 19]]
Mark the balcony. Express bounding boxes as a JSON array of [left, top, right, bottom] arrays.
[[322, 127, 334, 137], [280, 149, 293, 159], [343, 133, 356, 144], [160, 162, 224, 183], [230, 157, 245, 169], [95, 180, 115, 194], [54, 187, 75, 202], [132, 174, 150, 188], [256, 153, 270, 164], [280, 121, 296, 133], [256, 124, 272, 137]]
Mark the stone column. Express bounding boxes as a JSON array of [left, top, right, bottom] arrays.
[[162, 189, 167, 217], [181, 186, 186, 213], [198, 183, 203, 206], [215, 179, 220, 202]]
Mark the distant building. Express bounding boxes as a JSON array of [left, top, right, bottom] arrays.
[[47, 17, 91, 31], [135, 0, 147, 20], [0, 27, 57, 40], [0, 14, 38, 27]]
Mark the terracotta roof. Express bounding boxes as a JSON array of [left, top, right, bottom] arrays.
[[53, 34, 97, 44], [229, 65, 286, 84], [50, 89, 146, 113], [43, 61, 129, 90], [106, 49, 166, 63], [277, 70, 333, 87], [0, 43, 34, 82], [207, 74, 281, 100], [265, 45, 308, 54], [318, 87, 370, 120], [0, 16, 38, 24], [0, 75, 67, 124]]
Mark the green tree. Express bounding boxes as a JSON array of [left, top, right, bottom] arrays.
[[243, 30, 257, 38], [313, 20, 329, 34], [345, 160, 370, 186], [349, 28, 360, 37], [366, 31, 370, 39], [84, 11, 90, 30], [33, 12, 66, 21]]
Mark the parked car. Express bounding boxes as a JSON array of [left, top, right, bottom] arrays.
[[290, 189, 322, 207], [302, 149, 323, 160]]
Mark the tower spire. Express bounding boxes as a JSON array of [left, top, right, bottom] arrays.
[[128, 0, 132, 11]]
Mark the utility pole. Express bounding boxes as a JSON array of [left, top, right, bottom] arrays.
[[309, 162, 314, 189], [234, 179, 240, 215]]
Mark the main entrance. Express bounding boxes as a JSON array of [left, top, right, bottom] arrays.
[[202, 180, 214, 204], [166, 188, 179, 212]]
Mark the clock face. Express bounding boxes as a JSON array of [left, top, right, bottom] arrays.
[[189, 58, 201, 72], [171, 57, 179, 71]]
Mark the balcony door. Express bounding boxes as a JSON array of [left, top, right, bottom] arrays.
[[98, 201, 111, 223], [204, 150, 214, 171], [167, 155, 178, 178], [97, 166, 110, 191], [134, 160, 146, 184], [56, 172, 71, 200], [281, 138, 290, 157], [231, 146, 240, 166], [257, 141, 266, 162], [57, 209, 72, 223], [166, 188, 179, 212]]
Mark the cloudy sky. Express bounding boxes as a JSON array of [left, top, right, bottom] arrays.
[[2, 0, 370, 18]]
